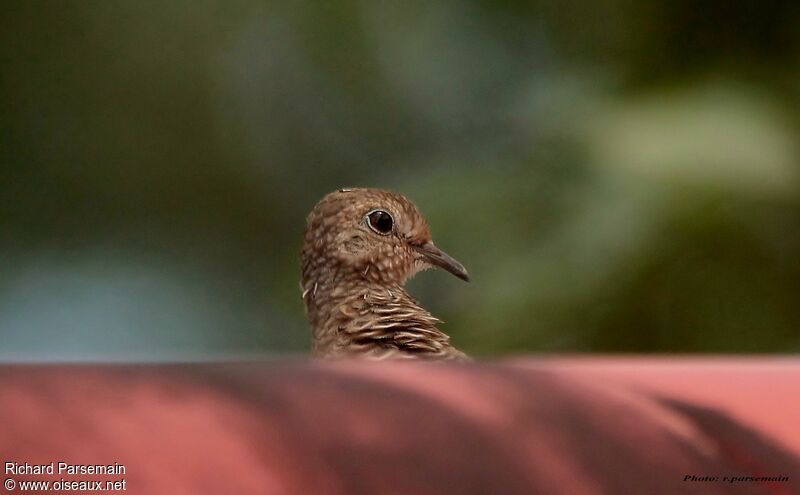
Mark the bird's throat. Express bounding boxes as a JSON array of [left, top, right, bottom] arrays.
[[301, 273, 448, 359]]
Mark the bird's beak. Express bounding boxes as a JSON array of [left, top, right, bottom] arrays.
[[415, 242, 470, 282]]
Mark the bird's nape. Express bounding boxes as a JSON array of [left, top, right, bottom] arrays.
[[300, 187, 469, 360]]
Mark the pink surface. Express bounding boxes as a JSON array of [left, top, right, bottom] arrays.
[[0, 358, 798, 495], [516, 357, 800, 457]]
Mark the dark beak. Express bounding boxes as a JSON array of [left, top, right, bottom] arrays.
[[415, 242, 470, 282]]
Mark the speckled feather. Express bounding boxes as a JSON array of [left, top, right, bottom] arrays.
[[300, 188, 468, 360]]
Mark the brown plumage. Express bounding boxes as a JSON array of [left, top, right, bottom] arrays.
[[300, 188, 470, 360]]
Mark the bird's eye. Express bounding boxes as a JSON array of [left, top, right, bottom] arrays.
[[366, 209, 394, 235]]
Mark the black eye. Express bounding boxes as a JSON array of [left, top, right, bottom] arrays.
[[366, 209, 393, 234]]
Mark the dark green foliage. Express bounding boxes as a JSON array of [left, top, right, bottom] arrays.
[[1, 1, 798, 358]]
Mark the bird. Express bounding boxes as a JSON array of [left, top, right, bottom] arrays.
[[300, 188, 470, 360]]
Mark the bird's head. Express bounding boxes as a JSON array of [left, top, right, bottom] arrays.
[[302, 188, 469, 286]]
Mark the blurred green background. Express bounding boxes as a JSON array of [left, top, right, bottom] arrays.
[[2, 1, 799, 360]]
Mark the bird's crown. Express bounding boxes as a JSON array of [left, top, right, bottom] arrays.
[[302, 188, 468, 286]]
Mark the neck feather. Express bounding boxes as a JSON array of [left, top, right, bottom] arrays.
[[301, 271, 463, 360]]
